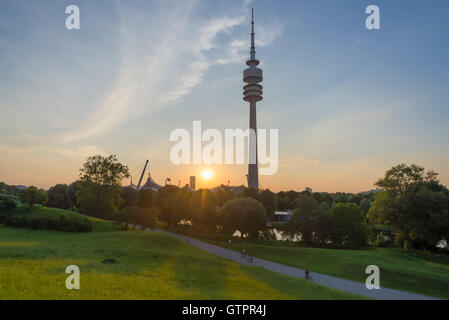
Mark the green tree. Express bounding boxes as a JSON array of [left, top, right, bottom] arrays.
[[171, 188, 194, 229], [218, 197, 267, 238], [155, 185, 180, 225], [120, 186, 138, 209], [359, 198, 371, 214], [47, 184, 69, 209], [259, 189, 277, 220], [66, 181, 82, 211], [214, 187, 236, 206], [327, 203, 368, 248], [192, 189, 217, 231], [137, 189, 155, 208], [367, 163, 449, 250], [78, 154, 129, 218], [284, 194, 323, 246], [136, 206, 158, 230], [19, 186, 47, 207]]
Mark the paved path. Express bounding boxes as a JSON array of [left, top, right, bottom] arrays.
[[155, 229, 439, 300]]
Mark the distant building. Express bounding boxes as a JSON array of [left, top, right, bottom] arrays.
[[189, 176, 196, 190], [274, 210, 293, 222], [305, 187, 312, 194], [15, 185, 27, 190]]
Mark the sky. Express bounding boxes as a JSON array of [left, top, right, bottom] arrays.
[[1, 0, 449, 193]]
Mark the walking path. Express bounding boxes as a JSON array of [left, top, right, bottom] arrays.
[[156, 229, 439, 300]]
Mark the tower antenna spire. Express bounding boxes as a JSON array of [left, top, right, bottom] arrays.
[[250, 8, 256, 60]]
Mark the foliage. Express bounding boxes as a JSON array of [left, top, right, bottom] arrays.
[[113, 206, 158, 231], [368, 164, 449, 250], [0, 182, 22, 196], [66, 181, 82, 210], [326, 203, 368, 248], [283, 194, 323, 246], [192, 189, 217, 232], [78, 155, 129, 218], [0, 198, 17, 212], [120, 186, 138, 209], [359, 198, 371, 214], [137, 189, 156, 208], [47, 184, 69, 209], [259, 189, 277, 220], [214, 187, 236, 206], [218, 197, 267, 238], [19, 186, 47, 207], [155, 185, 180, 225], [1, 213, 91, 232]]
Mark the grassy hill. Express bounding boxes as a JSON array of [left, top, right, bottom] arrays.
[[0, 226, 363, 300], [6, 206, 116, 232], [0, 194, 23, 206], [206, 238, 449, 299]]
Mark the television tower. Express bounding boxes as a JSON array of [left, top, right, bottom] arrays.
[[243, 8, 263, 190]]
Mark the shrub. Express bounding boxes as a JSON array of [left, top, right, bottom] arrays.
[[0, 198, 17, 212], [2, 214, 91, 232]]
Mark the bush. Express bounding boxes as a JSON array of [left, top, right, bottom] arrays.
[[0, 198, 17, 212], [2, 214, 91, 232]]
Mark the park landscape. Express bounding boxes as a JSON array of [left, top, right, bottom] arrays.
[[0, 156, 448, 300]]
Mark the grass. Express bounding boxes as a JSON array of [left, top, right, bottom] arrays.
[[0, 226, 363, 300], [205, 238, 449, 299], [6, 206, 116, 232], [0, 194, 23, 206]]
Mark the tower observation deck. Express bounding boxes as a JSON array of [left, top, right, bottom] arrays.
[[243, 8, 262, 190]]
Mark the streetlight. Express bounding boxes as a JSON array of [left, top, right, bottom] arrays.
[[228, 239, 232, 259]]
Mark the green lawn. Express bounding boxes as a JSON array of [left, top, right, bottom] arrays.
[[6, 206, 116, 232], [206, 238, 449, 299], [0, 226, 363, 300]]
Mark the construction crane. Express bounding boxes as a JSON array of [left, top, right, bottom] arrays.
[[136, 160, 149, 190]]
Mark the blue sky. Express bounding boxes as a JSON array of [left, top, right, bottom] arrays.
[[1, 0, 448, 192]]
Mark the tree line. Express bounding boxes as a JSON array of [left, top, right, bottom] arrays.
[[2, 155, 448, 252]]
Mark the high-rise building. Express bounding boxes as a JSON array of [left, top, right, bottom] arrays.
[[189, 176, 196, 190], [243, 9, 263, 190]]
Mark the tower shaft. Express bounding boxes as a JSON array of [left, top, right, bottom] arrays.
[[243, 8, 262, 190], [248, 101, 258, 189]]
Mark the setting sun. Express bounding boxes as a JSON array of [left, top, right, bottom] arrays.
[[201, 169, 213, 180]]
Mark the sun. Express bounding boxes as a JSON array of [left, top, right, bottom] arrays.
[[201, 169, 213, 180]]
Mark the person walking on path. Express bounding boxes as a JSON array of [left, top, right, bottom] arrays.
[[305, 270, 312, 280], [249, 253, 253, 264], [242, 249, 246, 258]]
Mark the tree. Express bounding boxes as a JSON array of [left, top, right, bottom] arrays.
[[155, 185, 180, 225], [19, 186, 47, 207], [120, 186, 138, 209], [214, 187, 236, 206], [47, 184, 69, 209], [360, 198, 371, 214], [284, 194, 323, 246], [276, 191, 296, 211], [327, 203, 368, 248], [0, 198, 17, 212], [66, 181, 82, 210], [367, 164, 449, 250], [375, 163, 438, 194], [171, 188, 194, 229], [259, 189, 277, 220], [136, 206, 158, 230], [77, 154, 129, 218], [241, 187, 260, 201], [218, 197, 267, 238], [137, 189, 155, 208], [192, 189, 217, 231]]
